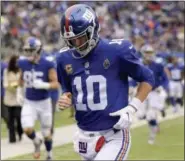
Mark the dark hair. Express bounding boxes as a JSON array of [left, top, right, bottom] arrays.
[[7, 55, 19, 73]]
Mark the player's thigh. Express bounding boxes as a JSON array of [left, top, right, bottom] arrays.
[[149, 91, 164, 110], [176, 82, 183, 98], [21, 99, 37, 128], [38, 98, 52, 129], [169, 81, 176, 97], [94, 129, 131, 160], [137, 98, 148, 119], [146, 108, 157, 121]]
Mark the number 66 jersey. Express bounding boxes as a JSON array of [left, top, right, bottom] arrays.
[[56, 39, 154, 131]]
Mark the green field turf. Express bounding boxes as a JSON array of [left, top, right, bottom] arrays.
[[9, 116, 184, 160], [1, 108, 75, 138]]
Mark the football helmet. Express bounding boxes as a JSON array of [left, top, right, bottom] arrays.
[[23, 36, 42, 57], [60, 4, 100, 58], [141, 44, 155, 61]]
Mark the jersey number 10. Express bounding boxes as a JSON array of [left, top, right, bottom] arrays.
[[73, 75, 108, 111]]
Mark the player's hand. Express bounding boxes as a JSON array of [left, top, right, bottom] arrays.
[[109, 106, 135, 130], [58, 92, 72, 110], [33, 80, 50, 89], [155, 86, 163, 93], [109, 97, 141, 130], [16, 87, 24, 106]]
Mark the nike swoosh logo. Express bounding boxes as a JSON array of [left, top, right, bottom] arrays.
[[129, 45, 133, 49]]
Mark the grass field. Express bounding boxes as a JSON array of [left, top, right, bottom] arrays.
[[9, 116, 184, 160], [1, 108, 75, 138]]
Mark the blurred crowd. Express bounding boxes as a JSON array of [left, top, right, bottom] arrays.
[[1, 1, 184, 53]]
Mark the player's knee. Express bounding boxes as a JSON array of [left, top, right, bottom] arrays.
[[23, 127, 34, 135], [148, 119, 158, 126], [42, 127, 52, 138], [176, 98, 183, 106], [44, 135, 52, 141]]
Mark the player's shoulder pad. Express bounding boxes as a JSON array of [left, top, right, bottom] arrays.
[[114, 39, 138, 59], [45, 56, 55, 62], [155, 57, 164, 64], [58, 46, 70, 54], [107, 39, 133, 50], [56, 46, 71, 62], [167, 63, 173, 68], [17, 56, 27, 66], [19, 56, 27, 60]]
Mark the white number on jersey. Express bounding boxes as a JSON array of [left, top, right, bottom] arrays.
[[109, 39, 124, 45], [23, 71, 43, 88], [59, 47, 70, 53], [73, 75, 108, 111]]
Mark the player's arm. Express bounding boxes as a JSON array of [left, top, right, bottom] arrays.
[[109, 41, 154, 130], [48, 68, 60, 89], [166, 65, 172, 79], [164, 67, 171, 79], [33, 60, 59, 90], [181, 66, 184, 80], [120, 41, 154, 103], [181, 66, 184, 86], [160, 65, 169, 92], [18, 69, 24, 87], [56, 55, 72, 110]]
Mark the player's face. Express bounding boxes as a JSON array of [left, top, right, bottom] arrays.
[[24, 49, 39, 62], [68, 34, 88, 51], [172, 57, 178, 64], [143, 51, 154, 62]]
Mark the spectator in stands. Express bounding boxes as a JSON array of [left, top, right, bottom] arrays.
[[3, 55, 23, 143], [1, 1, 184, 53]]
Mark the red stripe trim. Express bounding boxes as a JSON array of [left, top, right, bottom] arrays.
[[65, 6, 76, 32], [118, 129, 130, 160]]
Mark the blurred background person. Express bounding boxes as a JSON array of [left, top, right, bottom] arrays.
[[137, 44, 169, 144], [1, 56, 9, 129], [167, 55, 184, 112], [3, 54, 23, 143]]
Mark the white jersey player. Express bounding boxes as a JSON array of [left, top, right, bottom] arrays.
[[137, 44, 169, 144], [167, 56, 184, 112]]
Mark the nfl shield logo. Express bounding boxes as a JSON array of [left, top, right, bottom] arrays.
[[65, 64, 73, 75]]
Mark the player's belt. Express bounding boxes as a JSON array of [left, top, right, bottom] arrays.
[[82, 128, 120, 138], [172, 79, 181, 82]]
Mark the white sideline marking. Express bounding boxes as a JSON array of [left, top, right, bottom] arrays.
[[1, 109, 184, 159]]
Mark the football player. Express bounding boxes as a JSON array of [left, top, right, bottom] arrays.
[[16, 37, 59, 160], [56, 4, 154, 160], [138, 44, 169, 144], [167, 55, 184, 112]]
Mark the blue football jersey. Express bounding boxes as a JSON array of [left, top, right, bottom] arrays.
[[144, 61, 169, 90], [56, 38, 154, 131], [167, 63, 184, 81], [18, 57, 55, 101]]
